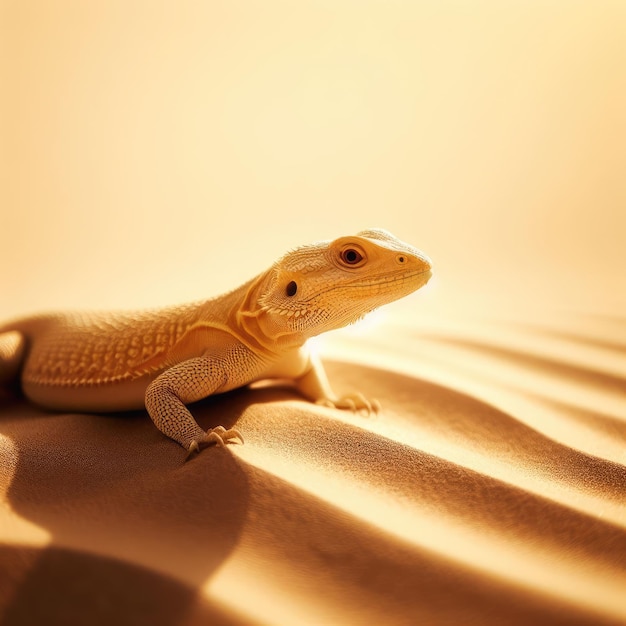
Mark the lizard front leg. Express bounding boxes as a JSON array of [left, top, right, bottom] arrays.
[[293, 352, 380, 415], [145, 356, 242, 457]]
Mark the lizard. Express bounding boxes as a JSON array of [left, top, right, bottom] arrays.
[[0, 229, 432, 456]]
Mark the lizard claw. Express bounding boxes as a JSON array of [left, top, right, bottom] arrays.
[[185, 440, 201, 461], [316, 393, 381, 416], [186, 426, 244, 459], [206, 425, 245, 445]]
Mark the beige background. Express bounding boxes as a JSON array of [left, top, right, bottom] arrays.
[[1, 0, 625, 317], [2, 4, 626, 623]]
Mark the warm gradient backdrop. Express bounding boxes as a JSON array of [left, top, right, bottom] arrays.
[[1, 0, 624, 317], [2, 3, 626, 626]]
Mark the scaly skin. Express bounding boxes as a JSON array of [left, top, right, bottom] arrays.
[[0, 229, 432, 456]]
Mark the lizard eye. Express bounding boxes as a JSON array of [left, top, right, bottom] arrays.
[[339, 247, 365, 267], [286, 281, 298, 297]]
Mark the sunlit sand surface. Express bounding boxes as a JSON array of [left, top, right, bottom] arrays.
[[1, 301, 625, 625]]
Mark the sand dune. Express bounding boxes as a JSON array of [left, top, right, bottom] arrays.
[[1, 311, 625, 625]]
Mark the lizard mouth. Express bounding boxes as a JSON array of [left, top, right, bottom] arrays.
[[309, 268, 432, 301], [348, 268, 432, 289]]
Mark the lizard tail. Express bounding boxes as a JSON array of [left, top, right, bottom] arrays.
[[0, 330, 26, 388]]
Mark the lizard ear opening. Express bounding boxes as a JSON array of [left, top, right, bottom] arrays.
[[286, 281, 298, 297]]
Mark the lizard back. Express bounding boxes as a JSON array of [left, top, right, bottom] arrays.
[[20, 304, 207, 387]]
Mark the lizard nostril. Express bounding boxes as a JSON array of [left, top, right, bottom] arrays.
[[397, 252, 432, 272]]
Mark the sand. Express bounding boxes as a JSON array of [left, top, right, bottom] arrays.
[[1, 304, 624, 626]]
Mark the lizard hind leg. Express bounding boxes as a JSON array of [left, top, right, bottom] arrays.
[[0, 331, 27, 388], [294, 353, 381, 416]]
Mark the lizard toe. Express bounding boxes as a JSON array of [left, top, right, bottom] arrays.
[[215, 427, 244, 445], [316, 393, 381, 417], [202, 426, 244, 446], [185, 426, 243, 460]]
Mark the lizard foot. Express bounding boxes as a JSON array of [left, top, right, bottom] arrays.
[[316, 393, 381, 416], [186, 426, 244, 459]]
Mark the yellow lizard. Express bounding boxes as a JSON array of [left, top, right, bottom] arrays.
[[0, 229, 432, 456]]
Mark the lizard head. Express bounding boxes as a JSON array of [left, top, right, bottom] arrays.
[[251, 229, 432, 346]]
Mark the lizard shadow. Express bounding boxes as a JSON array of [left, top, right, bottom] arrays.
[[0, 395, 252, 625], [0, 545, 245, 626]]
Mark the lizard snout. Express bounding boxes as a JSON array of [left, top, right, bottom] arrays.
[[395, 250, 432, 274]]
